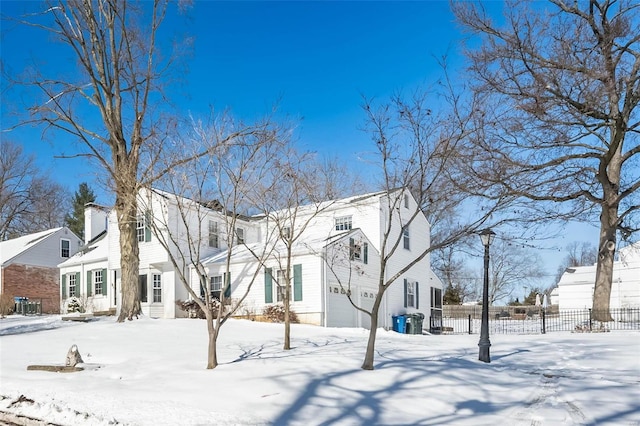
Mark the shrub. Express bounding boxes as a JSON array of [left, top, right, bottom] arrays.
[[66, 297, 82, 313], [0, 293, 14, 317], [175, 299, 220, 319], [263, 304, 299, 323]]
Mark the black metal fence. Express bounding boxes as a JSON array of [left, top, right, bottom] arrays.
[[432, 306, 640, 335]]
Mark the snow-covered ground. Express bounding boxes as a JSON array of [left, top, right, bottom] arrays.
[[0, 315, 638, 426]]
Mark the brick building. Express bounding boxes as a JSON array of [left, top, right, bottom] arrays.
[[0, 228, 82, 314]]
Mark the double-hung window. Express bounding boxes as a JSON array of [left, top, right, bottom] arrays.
[[235, 227, 245, 245], [69, 274, 77, 297], [152, 274, 162, 303], [136, 216, 146, 242], [94, 270, 103, 295], [208, 221, 219, 248], [406, 281, 416, 308], [210, 275, 222, 300], [61, 239, 70, 258], [276, 269, 286, 302], [403, 226, 410, 250]]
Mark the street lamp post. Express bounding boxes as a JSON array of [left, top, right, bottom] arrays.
[[478, 228, 495, 363]]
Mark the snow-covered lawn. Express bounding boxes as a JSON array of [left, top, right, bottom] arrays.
[[0, 315, 638, 426]]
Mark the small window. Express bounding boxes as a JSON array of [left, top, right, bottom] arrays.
[[152, 274, 162, 303], [61, 239, 70, 258], [235, 227, 245, 245], [68, 273, 77, 297], [335, 216, 352, 231], [403, 226, 410, 250], [208, 221, 219, 248], [94, 270, 103, 295]]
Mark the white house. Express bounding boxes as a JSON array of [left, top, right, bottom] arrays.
[[556, 241, 640, 310], [62, 188, 444, 330], [1, 227, 82, 313], [58, 204, 113, 314]]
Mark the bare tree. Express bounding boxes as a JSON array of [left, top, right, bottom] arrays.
[[147, 114, 284, 369], [254, 150, 344, 350], [553, 241, 598, 284], [484, 239, 546, 305], [431, 241, 477, 303], [453, 0, 640, 320], [351, 91, 513, 370], [7, 1, 237, 321], [0, 140, 69, 240]]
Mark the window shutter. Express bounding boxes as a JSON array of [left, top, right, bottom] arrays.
[[404, 278, 408, 308], [62, 275, 67, 299], [293, 264, 302, 302], [87, 271, 92, 296], [144, 211, 152, 242], [75, 272, 81, 294], [264, 268, 273, 303], [102, 269, 108, 296], [200, 275, 206, 298], [415, 281, 419, 309], [224, 272, 231, 298], [363, 243, 368, 264]]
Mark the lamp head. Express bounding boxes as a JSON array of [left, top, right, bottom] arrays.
[[479, 228, 496, 247]]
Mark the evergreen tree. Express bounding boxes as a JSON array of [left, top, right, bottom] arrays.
[[443, 285, 462, 305], [65, 183, 96, 240]]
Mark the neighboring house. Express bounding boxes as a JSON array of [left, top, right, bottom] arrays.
[[556, 241, 640, 310], [1, 227, 82, 313], [67, 187, 444, 330]]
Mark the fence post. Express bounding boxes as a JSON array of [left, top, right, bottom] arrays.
[[468, 314, 472, 334], [541, 310, 546, 334], [589, 308, 592, 332]]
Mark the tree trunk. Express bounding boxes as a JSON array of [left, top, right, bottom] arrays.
[[284, 289, 291, 350], [592, 137, 622, 322], [207, 314, 218, 369], [361, 309, 379, 370], [593, 206, 617, 321], [116, 193, 142, 322]]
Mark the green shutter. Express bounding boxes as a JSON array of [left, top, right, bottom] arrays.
[[200, 274, 206, 298], [363, 242, 368, 264], [293, 264, 302, 302], [75, 272, 81, 295], [415, 282, 419, 309], [102, 269, 108, 296], [62, 275, 67, 299], [144, 211, 152, 242], [224, 272, 231, 298], [264, 268, 273, 303], [87, 271, 92, 296], [404, 278, 408, 308]]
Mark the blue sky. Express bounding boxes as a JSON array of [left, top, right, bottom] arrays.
[[1, 1, 460, 197], [0, 1, 601, 286]]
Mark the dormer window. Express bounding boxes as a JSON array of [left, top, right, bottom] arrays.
[[335, 216, 352, 231]]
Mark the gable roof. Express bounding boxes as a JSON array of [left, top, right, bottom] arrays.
[[0, 228, 64, 267], [58, 231, 108, 268]]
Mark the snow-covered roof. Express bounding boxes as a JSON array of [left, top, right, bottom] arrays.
[[58, 231, 108, 268], [200, 228, 372, 267], [0, 228, 63, 266]]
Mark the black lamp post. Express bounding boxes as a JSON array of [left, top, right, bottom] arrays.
[[478, 228, 495, 363]]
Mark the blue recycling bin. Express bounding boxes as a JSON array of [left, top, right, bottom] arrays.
[[392, 315, 407, 334]]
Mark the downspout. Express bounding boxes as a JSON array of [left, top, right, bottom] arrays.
[[321, 245, 327, 327]]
